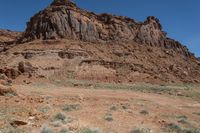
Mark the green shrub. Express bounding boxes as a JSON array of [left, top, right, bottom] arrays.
[[110, 105, 117, 111], [165, 123, 200, 133], [177, 115, 187, 119], [121, 103, 130, 110], [78, 128, 101, 133], [167, 123, 182, 133], [130, 128, 152, 133], [54, 112, 66, 121], [62, 104, 81, 112], [59, 128, 74, 133], [193, 112, 200, 116], [140, 110, 149, 115], [41, 126, 54, 133], [104, 113, 113, 121]]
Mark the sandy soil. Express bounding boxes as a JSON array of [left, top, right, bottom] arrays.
[[0, 83, 200, 133]]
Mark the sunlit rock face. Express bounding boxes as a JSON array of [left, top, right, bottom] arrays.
[[22, 0, 192, 57]]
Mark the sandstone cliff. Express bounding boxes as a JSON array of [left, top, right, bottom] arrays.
[[21, 0, 192, 58]]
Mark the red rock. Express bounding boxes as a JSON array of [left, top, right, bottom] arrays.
[[10, 120, 27, 127], [20, 0, 193, 58]]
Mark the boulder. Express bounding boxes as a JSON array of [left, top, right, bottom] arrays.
[[0, 68, 20, 79], [18, 61, 35, 73], [10, 120, 27, 127], [0, 84, 17, 96]]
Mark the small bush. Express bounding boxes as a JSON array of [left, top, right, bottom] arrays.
[[52, 112, 73, 126], [130, 128, 152, 133], [177, 115, 187, 119], [59, 128, 74, 133], [177, 115, 191, 126], [104, 113, 113, 122], [53, 112, 66, 121], [165, 123, 200, 133], [78, 128, 101, 133], [51, 120, 63, 127], [62, 104, 81, 112], [39, 105, 52, 113], [110, 105, 118, 111], [121, 103, 130, 110], [140, 110, 149, 115], [183, 128, 200, 133], [178, 118, 190, 125], [193, 112, 200, 116], [167, 123, 182, 132], [7, 128, 25, 133], [41, 126, 54, 133]]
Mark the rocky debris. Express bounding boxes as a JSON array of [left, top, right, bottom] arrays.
[[21, 0, 193, 58], [22, 52, 34, 59], [18, 61, 35, 73], [10, 120, 27, 127], [58, 50, 89, 59], [0, 73, 7, 80], [0, 68, 20, 79], [0, 62, 35, 80], [0, 84, 17, 96], [80, 59, 143, 70]]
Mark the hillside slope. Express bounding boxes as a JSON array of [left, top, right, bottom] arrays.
[[0, 0, 200, 84]]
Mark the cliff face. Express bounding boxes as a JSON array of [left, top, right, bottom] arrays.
[[23, 0, 164, 43], [22, 0, 192, 58]]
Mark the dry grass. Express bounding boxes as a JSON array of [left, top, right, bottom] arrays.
[[50, 78, 200, 101]]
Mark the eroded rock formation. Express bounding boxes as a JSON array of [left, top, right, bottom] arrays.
[[21, 0, 192, 58]]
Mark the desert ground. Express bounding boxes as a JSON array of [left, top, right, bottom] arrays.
[[0, 80, 200, 133], [0, 1, 200, 133]]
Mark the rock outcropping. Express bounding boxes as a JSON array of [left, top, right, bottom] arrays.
[[0, 29, 21, 42], [22, 0, 192, 58], [0, 29, 22, 52]]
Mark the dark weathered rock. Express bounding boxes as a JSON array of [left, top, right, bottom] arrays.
[[2, 68, 20, 79], [0, 42, 5, 52], [18, 61, 35, 73], [58, 50, 89, 59], [10, 120, 27, 127]]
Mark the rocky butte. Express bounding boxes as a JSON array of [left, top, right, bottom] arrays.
[[22, 0, 191, 57], [0, 0, 200, 84]]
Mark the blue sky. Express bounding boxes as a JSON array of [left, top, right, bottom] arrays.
[[0, 0, 199, 57]]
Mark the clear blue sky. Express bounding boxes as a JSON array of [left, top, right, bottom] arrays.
[[0, 0, 199, 57]]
